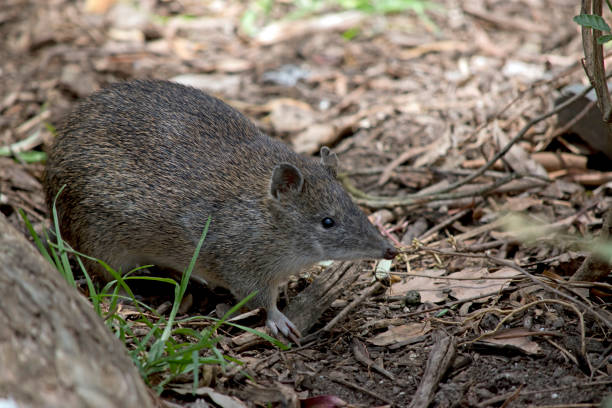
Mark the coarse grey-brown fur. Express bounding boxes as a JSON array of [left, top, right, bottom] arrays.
[[44, 80, 397, 338]]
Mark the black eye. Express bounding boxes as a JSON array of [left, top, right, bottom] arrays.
[[321, 217, 335, 229]]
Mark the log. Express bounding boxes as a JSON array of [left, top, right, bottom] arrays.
[[0, 214, 156, 408]]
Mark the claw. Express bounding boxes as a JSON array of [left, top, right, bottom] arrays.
[[266, 307, 301, 344]]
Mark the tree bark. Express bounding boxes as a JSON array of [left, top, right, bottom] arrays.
[[0, 214, 157, 408]]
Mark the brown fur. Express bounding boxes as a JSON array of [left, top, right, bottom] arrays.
[[44, 80, 397, 337]]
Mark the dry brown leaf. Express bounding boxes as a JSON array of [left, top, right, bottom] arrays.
[[171, 74, 241, 95], [399, 40, 470, 59], [292, 123, 337, 154], [461, 158, 504, 170], [482, 328, 543, 355], [368, 321, 431, 346], [170, 385, 248, 407], [502, 196, 542, 212], [85, 0, 116, 14], [107, 28, 145, 43], [254, 11, 367, 45], [242, 382, 300, 407], [0, 158, 42, 191], [413, 131, 451, 168], [389, 269, 447, 303], [214, 57, 253, 73], [493, 121, 548, 177], [169, 37, 202, 60], [449, 267, 519, 301], [265, 98, 315, 133]]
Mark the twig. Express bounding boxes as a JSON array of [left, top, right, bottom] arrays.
[[377, 145, 430, 186], [476, 379, 612, 408], [352, 338, 395, 381], [545, 337, 579, 366], [345, 83, 596, 209], [347, 173, 521, 208], [389, 271, 522, 281], [343, 165, 511, 179], [418, 247, 612, 330], [422, 85, 593, 197], [462, 239, 506, 252], [397, 285, 523, 319], [418, 208, 471, 242], [306, 281, 383, 341], [407, 334, 456, 408], [0, 129, 44, 157], [329, 373, 393, 405], [499, 384, 523, 408], [487, 256, 612, 330], [462, 299, 586, 361]]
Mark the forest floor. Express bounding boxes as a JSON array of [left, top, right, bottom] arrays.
[[1, 0, 611, 407]]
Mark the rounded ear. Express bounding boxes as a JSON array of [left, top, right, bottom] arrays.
[[270, 163, 304, 199], [320, 146, 338, 176]]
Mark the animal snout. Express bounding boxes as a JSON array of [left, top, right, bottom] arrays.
[[383, 246, 398, 259]]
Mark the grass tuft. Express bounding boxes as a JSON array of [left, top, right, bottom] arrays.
[[240, 0, 436, 37], [21, 192, 289, 394]]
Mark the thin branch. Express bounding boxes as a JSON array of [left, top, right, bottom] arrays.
[[415, 247, 612, 330]]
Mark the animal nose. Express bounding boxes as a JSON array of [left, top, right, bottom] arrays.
[[383, 246, 398, 259]]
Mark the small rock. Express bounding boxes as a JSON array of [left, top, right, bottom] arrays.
[[404, 290, 421, 306]]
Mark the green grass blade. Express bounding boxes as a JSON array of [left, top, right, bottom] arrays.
[[160, 216, 211, 344], [223, 321, 289, 350], [51, 185, 75, 286], [18, 209, 54, 265], [191, 350, 199, 393]]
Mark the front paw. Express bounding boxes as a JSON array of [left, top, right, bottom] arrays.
[[266, 307, 301, 343]]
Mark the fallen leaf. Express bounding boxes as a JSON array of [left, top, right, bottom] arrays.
[[254, 11, 367, 45], [85, 0, 116, 14], [502, 196, 542, 212], [170, 386, 247, 408], [214, 57, 253, 73], [107, 28, 145, 43], [449, 267, 519, 301], [170, 74, 241, 96], [389, 269, 447, 303], [0, 158, 42, 191], [368, 321, 431, 346], [413, 131, 451, 168], [301, 395, 347, 408], [265, 98, 315, 133], [493, 121, 547, 177], [292, 123, 337, 154], [482, 328, 544, 355]]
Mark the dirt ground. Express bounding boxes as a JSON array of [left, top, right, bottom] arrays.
[[1, 0, 611, 407]]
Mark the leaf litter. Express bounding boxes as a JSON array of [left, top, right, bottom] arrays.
[[1, 0, 611, 406]]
